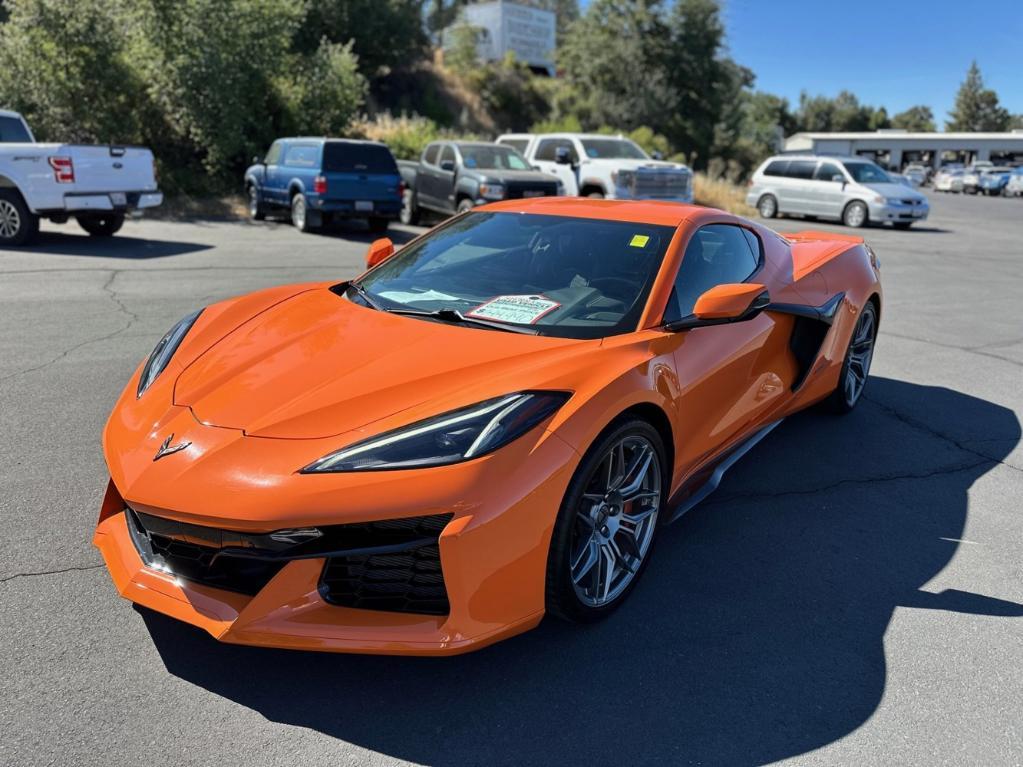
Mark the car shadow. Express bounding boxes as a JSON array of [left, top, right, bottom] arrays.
[[259, 215, 423, 246], [8, 230, 212, 258], [140, 377, 1020, 766]]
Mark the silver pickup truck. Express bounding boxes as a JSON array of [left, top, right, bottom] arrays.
[[0, 110, 162, 246]]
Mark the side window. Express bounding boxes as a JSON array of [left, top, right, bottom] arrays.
[[423, 144, 439, 166], [814, 162, 844, 181], [763, 160, 789, 177], [264, 141, 282, 165], [787, 160, 816, 179], [439, 145, 455, 169], [664, 225, 760, 322], [535, 139, 559, 162], [283, 144, 318, 167], [558, 139, 579, 163]]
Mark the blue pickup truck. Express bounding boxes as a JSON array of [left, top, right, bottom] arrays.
[[244, 138, 402, 233]]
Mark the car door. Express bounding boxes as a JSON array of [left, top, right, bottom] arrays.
[[810, 160, 847, 218], [533, 138, 579, 195], [434, 144, 458, 212], [779, 159, 816, 215], [665, 224, 790, 476], [262, 140, 284, 205]]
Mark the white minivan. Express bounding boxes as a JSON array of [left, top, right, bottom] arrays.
[[746, 154, 929, 229]]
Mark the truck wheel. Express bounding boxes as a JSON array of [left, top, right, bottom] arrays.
[[400, 188, 421, 225], [457, 198, 474, 214], [368, 217, 389, 234], [585, 190, 605, 199], [77, 214, 124, 237], [247, 185, 266, 221], [0, 189, 39, 246], [291, 193, 317, 232]]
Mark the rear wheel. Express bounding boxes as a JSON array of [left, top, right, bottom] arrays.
[[76, 213, 124, 237], [248, 185, 266, 221], [546, 419, 666, 623], [824, 301, 877, 413], [0, 189, 38, 246], [842, 200, 868, 228], [291, 193, 316, 232], [400, 188, 420, 225], [757, 194, 778, 219]]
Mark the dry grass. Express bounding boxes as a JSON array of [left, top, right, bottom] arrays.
[[693, 173, 755, 216], [147, 194, 248, 221]]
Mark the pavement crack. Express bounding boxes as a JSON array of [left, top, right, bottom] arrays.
[[0, 563, 103, 584], [882, 330, 1023, 369]]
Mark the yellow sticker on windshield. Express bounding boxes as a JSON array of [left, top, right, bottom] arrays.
[[629, 234, 650, 248]]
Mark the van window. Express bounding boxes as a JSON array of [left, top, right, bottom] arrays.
[[423, 144, 440, 166], [814, 162, 844, 181], [787, 161, 816, 180], [763, 160, 789, 177], [323, 142, 397, 173], [283, 144, 319, 167], [664, 225, 761, 321]]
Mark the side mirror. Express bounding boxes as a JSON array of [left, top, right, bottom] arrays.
[[554, 147, 573, 165], [440, 159, 455, 172], [651, 151, 664, 161], [665, 283, 770, 331], [365, 237, 395, 269]]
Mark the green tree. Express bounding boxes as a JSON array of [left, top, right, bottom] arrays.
[[891, 105, 935, 131], [0, 0, 144, 143], [946, 61, 1010, 131], [275, 40, 367, 138], [445, 21, 481, 75], [796, 90, 888, 132]]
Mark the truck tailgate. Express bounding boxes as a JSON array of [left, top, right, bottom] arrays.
[[62, 145, 157, 193], [324, 171, 401, 202]]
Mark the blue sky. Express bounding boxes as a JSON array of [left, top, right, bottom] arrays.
[[580, 0, 1023, 124]]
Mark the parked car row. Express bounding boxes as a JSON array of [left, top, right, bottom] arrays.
[[245, 131, 694, 235], [746, 154, 930, 229], [933, 163, 1023, 196]]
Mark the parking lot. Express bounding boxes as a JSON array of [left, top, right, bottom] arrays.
[[1, 192, 1021, 766]]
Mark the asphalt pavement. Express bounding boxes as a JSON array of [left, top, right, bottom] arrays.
[[1, 193, 1021, 766]]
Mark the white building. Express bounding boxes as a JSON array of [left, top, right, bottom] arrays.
[[784, 129, 1023, 170], [447, 1, 556, 76]]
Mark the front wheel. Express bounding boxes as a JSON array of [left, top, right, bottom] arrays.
[[77, 213, 124, 237], [248, 185, 266, 221], [823, 301, 877, 413], [456, 198, 474, 214], [400, 188, 420, 225], [842, 200, 868, 228], [0, 189, 38, 246], [546, 419, 666, 623]]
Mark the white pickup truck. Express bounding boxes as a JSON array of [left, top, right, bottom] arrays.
[[0, 110, 162, 246], [496, 132, 693, 203]]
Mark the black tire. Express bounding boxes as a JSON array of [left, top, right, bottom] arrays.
[[368, 217, 389, 234], [545, 418, 667, 624], [0, 188, 39, 246], [291, 193, 316, 232], [247, 185, 266, 221], [757, 194, 778, 219], [456, 198, 475, 214], [400, 188, 420, 225], [822, 301, 878, 414], [585, 190, 605, 199], [892, 221, 913, 230], [76, 213, 124, 237], [842, 200, 868, 228]]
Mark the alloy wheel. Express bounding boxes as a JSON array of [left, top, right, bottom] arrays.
[[844, 306, 876, 406], [0, 199, 21, 239], [570, 435, 661, 607], [292, 197, 305, 229]]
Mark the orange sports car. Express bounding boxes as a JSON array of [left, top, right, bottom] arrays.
[[94, 198, 881, 655]]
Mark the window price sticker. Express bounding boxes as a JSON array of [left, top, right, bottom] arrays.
[[467, 294, 562, 325]]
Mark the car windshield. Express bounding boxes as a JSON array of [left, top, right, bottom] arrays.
[[843, 162, 892, 184], [459, 145, 531, 171], [354, 212, 674, 339], [580, 138, 649, 160]]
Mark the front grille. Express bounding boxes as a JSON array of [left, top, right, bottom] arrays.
[[619, 168, 691, 198], [125, 507, 453, 614], [319, 514, 452, 615], [504, 180, 558, 199]]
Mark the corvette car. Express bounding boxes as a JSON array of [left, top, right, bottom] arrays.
[[94, 197, 882, 655]]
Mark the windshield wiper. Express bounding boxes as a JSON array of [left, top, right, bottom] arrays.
[[344, 281, 384, 311], [386, 307, 540, 335]]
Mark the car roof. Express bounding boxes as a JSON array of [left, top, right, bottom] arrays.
[[764, 154, 868, 164], [478, 197, 703, 227], [279, 137, 386, 146]]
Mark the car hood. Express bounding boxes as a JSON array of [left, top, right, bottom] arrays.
[[583, 158, 690, 173], [861, 182, 926, 200], [476, 169, 559, 184], [173, 288, 589, 440]]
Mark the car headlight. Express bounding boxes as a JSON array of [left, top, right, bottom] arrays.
[[478, 183, 505, 201], [136, 309, 203, 398], [883, 196, 903, 205], [301, 391, 569, 473]]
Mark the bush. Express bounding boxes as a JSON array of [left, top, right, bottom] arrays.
[[275, 39, 367, 138], [350, 113, 445, 160]]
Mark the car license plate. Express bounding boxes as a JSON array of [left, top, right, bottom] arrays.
[[109, 192, 127, 206], [522, 190, 545, 198], [355, 201, 373, 212]]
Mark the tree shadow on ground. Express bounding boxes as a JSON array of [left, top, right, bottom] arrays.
[[141, 376, 1021, 766]]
